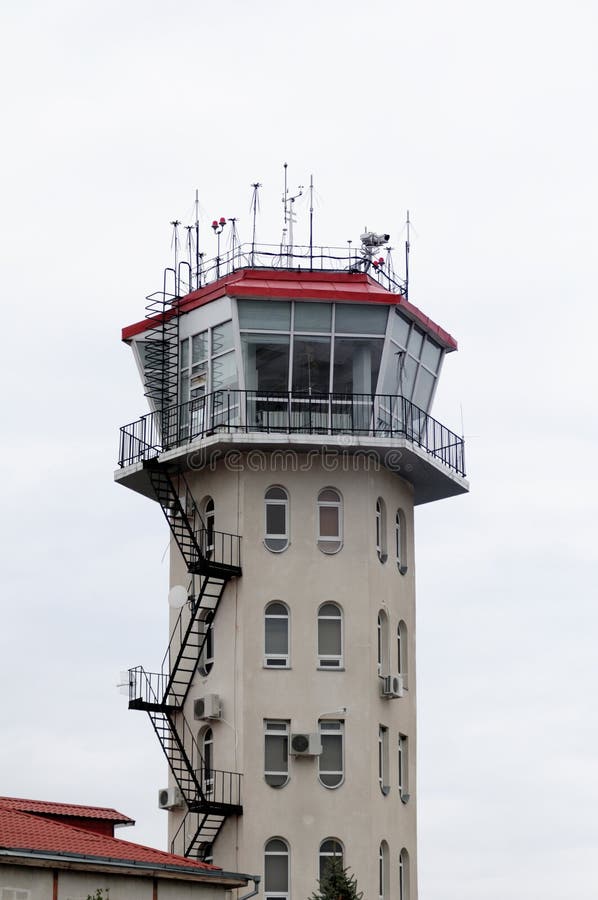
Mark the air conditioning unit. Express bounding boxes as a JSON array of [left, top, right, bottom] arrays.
[[158, 786, 183, 810], [194, 694, 221, 720], [290, 733, 322, 756], [381, 674, 404, 699]]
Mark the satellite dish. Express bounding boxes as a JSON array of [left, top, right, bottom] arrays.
[[168, 585, 188, 609]]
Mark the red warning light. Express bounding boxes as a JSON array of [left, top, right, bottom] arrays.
[[211, 220, 218, 229], [219, 217, 226, 225]]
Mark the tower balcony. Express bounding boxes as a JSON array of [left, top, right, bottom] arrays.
[[116, 390, 468, 505]]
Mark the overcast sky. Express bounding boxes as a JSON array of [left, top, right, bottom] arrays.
[[1, 1, 597, 897]]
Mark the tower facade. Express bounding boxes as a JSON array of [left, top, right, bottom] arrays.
[[117, 229, 468, 900]]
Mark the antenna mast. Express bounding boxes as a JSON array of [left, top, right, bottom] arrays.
[[195, 190, 200, 289], [405, 210, 410, 300], [309, 174, 314, 271], [170, 220, 181, 294], [250, 182, 261, 266], [281, 162, 303, 263]]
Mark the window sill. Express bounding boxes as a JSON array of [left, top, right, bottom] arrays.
[[317, 666, 345, 672], [263, 664, 291, 670]]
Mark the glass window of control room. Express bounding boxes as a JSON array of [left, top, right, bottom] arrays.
[[180, 320, 237, 402], [238, 301, 388, 395], [380, 310, 444, 412]]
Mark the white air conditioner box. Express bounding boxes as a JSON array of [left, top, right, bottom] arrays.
[[381, 674, 404, 699], [194, 694, 221, 720], [290, 733, 322, 756], [158, 786, 183, 810]]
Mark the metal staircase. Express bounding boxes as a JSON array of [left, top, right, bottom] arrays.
[[143, 274, 179, 423], [129, 459, 242, 859]]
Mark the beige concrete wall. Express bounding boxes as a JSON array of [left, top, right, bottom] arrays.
[[0, 865, 234, 900], [166, 450, 418, 899]]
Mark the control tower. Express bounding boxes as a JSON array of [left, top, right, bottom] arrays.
[[116, 202, 468, 900]]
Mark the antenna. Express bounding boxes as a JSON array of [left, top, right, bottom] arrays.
[[211, 216, 227, 278], [405, 210, 410, 300], [185, 225, 194, 292], [195, 189, 200, 289], [281, 162, 303, 261], [170, 220, 181, 294], [250, 182, 262, 266], [228, 217, 239, 267], [309, 174, 314, 270]]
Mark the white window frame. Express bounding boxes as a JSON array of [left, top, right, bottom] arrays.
[[396, 508, 407, 574], [318, 720, 344, 789], [377, 610, 389, 676], [200, 725, 214, 795], [318, 603, 343, 669], [399, 733, 409, 802], [317, 488, 343, 554], [378, 725, 390, 795], [379, 841, 389, 900], [264, 601, 290, 668], [376, 498, 387, 562], [265, 486, 290, 552], [198, 609, 214, 676], [264, 837, 290, 900], [264, 720, 290, 788], [399, 848, 409, 900], [398, 620, 408, 689]]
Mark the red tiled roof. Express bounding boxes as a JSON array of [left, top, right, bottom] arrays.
[[0, 806, 218, 873], [0, 796, 133, 825], [121, 268, 458, 351]]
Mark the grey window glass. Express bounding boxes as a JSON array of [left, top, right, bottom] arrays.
[[267, 487, 287, 500], [212, 320, 234, 355], [390, 312, 411, 347], [333, 337, 383, 393], [319, 840, 343, 880], [320, 734, 342, 785], [319, 505, 339, 538], [265, 726, 289, 788], [318, 605, 342, 657], [265, 604, 289, 655], [407, 326, 424, 357], [400, 355, 417, 398], [421, 337, 442, 373], [238, 300, 291, 330], [294, 302, 332, 332], [192, 331, 208, 364], [211, 350, 237, 390], [292, 337, 331, 393], [180, 338, 189, 369], [242, 333, 290, 391], [413, 366, 435, 411], [266, 504, 286, 536], [335, 304, 388, 334], [265, 853, 288, 892]]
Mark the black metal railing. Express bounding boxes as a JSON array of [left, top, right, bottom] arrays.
[[166, 241, 407, 298], [119, 391, 466, 476]]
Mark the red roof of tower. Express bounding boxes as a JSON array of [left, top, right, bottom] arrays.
[[0, 796, 133, 825], [121, 268, 458, 351]]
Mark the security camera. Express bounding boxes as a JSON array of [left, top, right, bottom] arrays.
[[360, 231, 391, 249]]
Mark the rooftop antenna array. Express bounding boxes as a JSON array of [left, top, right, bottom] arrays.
[[170, 220, 181, 294]]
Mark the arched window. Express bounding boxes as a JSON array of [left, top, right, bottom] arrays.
[[378, 726, 389, 795], [198, 610, 214, 676], [265, 838, 290, 900], [317, 488, 343, 553], [399, 848, 410, 900], [318, 720, 344, 788], [377, 610, 389, 675], [395, 508, 407, 574], [379, 841, 389, 900], [319, 838, 343, 881], [200, 726, 213, 794], [265, 602, 290, 668], [264, 720, 290, 788], [204, 497, 215, 553], [397, 620, 408, 689], [376, 498, 387, 562], [265, 487, 289, 552], [318, 603, 343, 669], [398, 734, 409, 802]]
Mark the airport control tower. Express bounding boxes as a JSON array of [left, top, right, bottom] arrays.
[[116, 183, 468, 900]]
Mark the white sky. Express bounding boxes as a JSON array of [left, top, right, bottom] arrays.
[[1, 1, 597, 897]]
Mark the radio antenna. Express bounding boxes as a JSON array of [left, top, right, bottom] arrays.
[[194, 189, 200, 289], [250, 182, 261, 266], [405, 210, 410, 300], [281, 162, 303, 261], [309, 174, 314, 270], [170, 220, 181, 294]]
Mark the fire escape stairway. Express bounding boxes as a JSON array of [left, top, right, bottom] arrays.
[[129, 461, 242, 858]]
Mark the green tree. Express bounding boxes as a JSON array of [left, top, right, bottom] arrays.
[[86, 890, 110, 900], [310, 857, 363, 900]]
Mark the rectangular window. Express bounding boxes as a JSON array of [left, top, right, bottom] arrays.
[[319, 720, 344, 787], [1, 892, 30, 900], [264, 720, 289, 787], [241, 333, 290, 392]]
